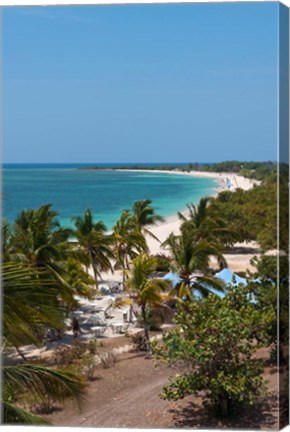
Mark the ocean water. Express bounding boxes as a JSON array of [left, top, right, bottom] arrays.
[[2, 164, 218, 229]]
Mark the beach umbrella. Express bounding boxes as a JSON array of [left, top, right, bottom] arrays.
[[214, 268, 247, 287], [189, 269, 253, 302], [162, 271, 183, 287]]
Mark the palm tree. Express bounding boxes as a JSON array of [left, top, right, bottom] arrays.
[[11, 204, 72, 285], [163, 228, 226, 299], [72, 209, 114, 290], [115, 254, 171, 351], [3, 262, 64, 349], [2, 262, 85, 425], [9, 205, 75, 308], [62, 257, 95, 310], [178, 197, 236, 245], [3, 364, 85, 425], [112, 210, 148, 284], [132, 199, 164, 241]]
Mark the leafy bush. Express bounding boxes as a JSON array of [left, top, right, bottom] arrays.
[[19, 391, 55, 415], [88, 340, 98, 355], [53, 341, 87, 366], [250, 255, 288, 349], [157, 287, 270, 416], [210, 175, 288, 252], [81, 355, 97, 380], [130, 332, 148, 352]]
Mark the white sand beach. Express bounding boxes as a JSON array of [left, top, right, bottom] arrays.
[[123, 170, 260, 257], [116, 168, 257, 192], [97, 170, 260, 290]]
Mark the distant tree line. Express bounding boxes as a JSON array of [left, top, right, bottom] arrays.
[[80, 161, 288, 182]]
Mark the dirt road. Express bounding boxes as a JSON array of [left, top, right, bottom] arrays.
[[46, 351, 279, 429]]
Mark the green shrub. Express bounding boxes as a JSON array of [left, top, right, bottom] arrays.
[[157, 287, 270, 416], [130, 332, 147, 352], [81, 355, 97, 380], [88, 340, 98, 355], [53, 341, 87, 366]]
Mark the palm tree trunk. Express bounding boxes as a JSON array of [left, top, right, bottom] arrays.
[[219, 395, 229, 416], [125, 253, 130, 272], [141, 305, 151, 356], [121, 254, 127, 286], [16, 346, 27, 362], [129, 304, 133, 323], [122, 268, 126, 285], [90, 257, 99, 290]]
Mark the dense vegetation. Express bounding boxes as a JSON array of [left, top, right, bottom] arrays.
[[2, 162, 288, 423], [2, 263, 86, 424], [157, 286, 271, 416]]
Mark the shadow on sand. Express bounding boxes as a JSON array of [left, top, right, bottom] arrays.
[[170, 396, 278, 430]]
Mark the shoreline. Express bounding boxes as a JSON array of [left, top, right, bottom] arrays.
[[96, 169, 260, 282], [118, 169, 258, 256], [91, 168, 259, 259], [66, 168, 260, 262]]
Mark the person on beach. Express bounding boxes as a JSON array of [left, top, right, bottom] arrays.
[[72, 317, 80, 338], [46, 327, 57, 341]]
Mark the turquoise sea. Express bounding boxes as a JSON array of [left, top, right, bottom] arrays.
[[2, 164, 218, 229]]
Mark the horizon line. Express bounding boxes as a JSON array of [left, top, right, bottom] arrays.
[[2, 160, 278, 164]]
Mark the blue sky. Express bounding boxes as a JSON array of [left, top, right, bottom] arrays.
[[3, 3, 278, 163]]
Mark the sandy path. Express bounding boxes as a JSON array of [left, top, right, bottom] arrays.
[[77, 371, 169, 427], [46, 352, 176, 428], [46, 350, 279, 430]]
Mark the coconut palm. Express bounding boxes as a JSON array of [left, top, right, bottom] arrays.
[[9, 204, 75, 308], [3, 262, 64, 349], [62, 257, 95, 310], [112, 210, 148, 284], [163, 228, 226, 299], [132, 199, 164, 241], [115, 254, 171, 351], [3, 364, 85, 425], [72, 209, 114, 290], [2, 262, 85, 425], [178, 197, 236, 245], [11, 204, 72, 284]]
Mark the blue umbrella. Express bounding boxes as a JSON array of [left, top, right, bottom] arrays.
[[162, 271, 183, 287], [214, 268, 247, 287]]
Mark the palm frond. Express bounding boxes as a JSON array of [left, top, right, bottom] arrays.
[[195, 275, 225, 293], [172, 282, 193, 300], [3, 263, 64, 347], [4, 364, 86, 406], [112, 298, 133, 309], [3, 401, 51, 425]]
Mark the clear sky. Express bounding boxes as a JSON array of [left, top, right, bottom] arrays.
[[3, 2, 278, 163]]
